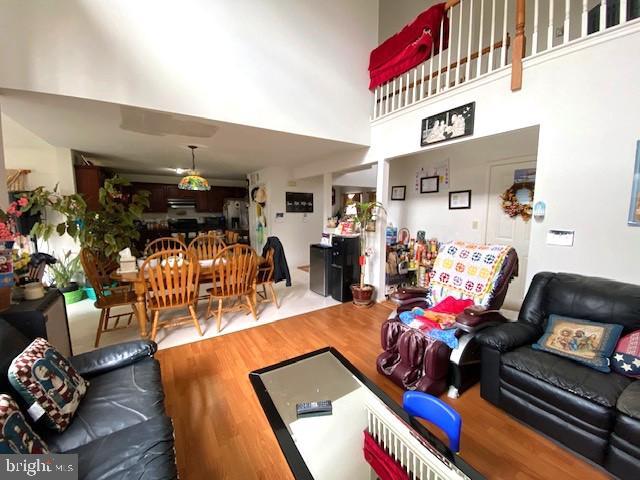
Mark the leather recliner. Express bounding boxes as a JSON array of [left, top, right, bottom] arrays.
[[0, 317, 178, 479], [475, 272, 640, 480], [377, 243, 519, 397]]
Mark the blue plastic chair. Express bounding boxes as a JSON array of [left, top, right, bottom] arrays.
[[402, 391, 462, 452]]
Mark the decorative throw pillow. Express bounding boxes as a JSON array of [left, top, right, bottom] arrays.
[[8, 338, 88, 432], [0, 394, 49, 454], [532, 315, 623, 372], [611, 330, 640, 378]]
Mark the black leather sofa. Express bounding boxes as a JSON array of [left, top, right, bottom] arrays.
[[476, 272, 640, 480], [0, 317, 178, 479]]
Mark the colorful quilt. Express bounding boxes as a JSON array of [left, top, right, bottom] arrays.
[[0, 394, 49, 454], [430, 241, 512, 307], [8, 338, 88, 432]]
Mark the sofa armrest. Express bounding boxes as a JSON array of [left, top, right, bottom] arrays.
[[70, 340, 157, 377], [475, 322, 542, 353]]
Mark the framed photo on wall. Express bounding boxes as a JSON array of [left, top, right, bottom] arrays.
[[629, 140, 640, 226], [285, 192, 313, 213], [420, 176, 439, 194], [391, 185, 406, 200], [421, 102, 475, 146], [449, 190, 472, 209]]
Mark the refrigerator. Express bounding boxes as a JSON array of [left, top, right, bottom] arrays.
[[309, 244, 332, 296]]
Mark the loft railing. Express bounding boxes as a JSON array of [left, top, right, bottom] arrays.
[[371, 0, 640, 121]]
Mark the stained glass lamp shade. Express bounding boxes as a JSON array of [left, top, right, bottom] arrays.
[[178, 146, 210, 191]]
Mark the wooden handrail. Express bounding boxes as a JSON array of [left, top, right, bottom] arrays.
[[444, 0, 461, 11], [375, 35, 510, 104], [511, 0, 526, 91]]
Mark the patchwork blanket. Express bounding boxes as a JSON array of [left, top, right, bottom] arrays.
[[430, 241, 512, 308]]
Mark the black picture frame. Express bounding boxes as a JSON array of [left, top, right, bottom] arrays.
[[285, 192, 313, 213], [420, 102, 475, 146], [449, 190, 472, 209], [390, 185, 406, 201], [420, 175, 439, 194]]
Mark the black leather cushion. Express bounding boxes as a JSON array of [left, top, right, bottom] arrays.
[[500, 383, 609, 464], [42, 357, 165, 452], [617, 381, 640, 420], [69, 415, 177, 480], [502, 346, 632, 408], [70, 340, 157, 378], [0, 318, 31, 395], [476, 322, 542, 352], [541, 273, 640, 333], [605, 414, 640, 480]]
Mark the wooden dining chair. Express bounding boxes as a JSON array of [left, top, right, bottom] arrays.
[[206, 245, 258, 333], [141, 249, 202, 342], [255, 248, 279, 308], [225, 230, 239, 244], [188, 234, 227, 296], [144, 237, 187, 257], [80, 248, 137, 347]]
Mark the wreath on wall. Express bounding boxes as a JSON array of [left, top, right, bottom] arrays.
[[500, 182, 534, 221]]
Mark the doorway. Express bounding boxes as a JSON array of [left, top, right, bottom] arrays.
[[485, 159, 536, 310]]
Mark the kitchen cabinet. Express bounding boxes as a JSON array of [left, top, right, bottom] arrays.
[[128, 182, 247, 214], [74, 165, 106, 211], [131, 182, 167, 213]]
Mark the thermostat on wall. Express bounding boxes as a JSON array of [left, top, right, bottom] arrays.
[[547, 229, 574, 247]]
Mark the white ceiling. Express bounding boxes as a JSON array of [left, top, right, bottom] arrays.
[[0, 89, 367, 179]]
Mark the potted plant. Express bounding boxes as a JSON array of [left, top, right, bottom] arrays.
[[349, 201, 386, 307], [49, 251, 84, 304], [25, 175, 149, 259]]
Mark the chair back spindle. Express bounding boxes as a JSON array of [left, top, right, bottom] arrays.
[[144, 237, 187, 257], [142, 249, 200, 310]]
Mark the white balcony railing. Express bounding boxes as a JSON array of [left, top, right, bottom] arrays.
[[371, 0, 640, 121]]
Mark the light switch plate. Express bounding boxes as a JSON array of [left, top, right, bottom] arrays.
[[547, 229, 574, 246]]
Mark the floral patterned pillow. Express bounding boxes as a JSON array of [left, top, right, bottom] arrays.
[[0, 394, 49, 454], [8, 338, 88, 432], [533, 315, 623, 372]]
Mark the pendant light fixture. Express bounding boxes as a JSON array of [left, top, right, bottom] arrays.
[[178, 145, 210, 191]]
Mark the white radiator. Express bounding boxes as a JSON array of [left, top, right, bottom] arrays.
[[365, 395, 470, 480]]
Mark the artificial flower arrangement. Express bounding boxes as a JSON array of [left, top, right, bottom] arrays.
[[0, 196, 29, 305]]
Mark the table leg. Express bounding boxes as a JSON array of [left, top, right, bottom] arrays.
[[134, 281, 148, 338]]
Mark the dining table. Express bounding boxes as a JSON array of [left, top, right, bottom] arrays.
[[110, 255, 268, 339], [110, 270, 150, 338]]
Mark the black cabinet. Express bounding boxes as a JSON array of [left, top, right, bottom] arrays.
[[330, 236, 360, 302]]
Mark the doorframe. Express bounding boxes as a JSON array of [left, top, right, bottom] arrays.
[[482, 155, 538, 301], [482, 154, 538, 244]]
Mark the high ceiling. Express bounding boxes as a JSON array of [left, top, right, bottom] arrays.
[[0, 89, 367, 179]]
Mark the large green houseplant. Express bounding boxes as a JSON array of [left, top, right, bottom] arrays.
[[349, 200, 385, 307], [26, 175, 149, 259]]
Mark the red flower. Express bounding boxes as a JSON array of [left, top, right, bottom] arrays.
[[18, 197, 28, 207]]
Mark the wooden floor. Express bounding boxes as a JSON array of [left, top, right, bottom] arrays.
[[156, 302, 608, 480]]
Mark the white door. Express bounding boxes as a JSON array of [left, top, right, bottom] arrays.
[[485, 160, 536, 311]]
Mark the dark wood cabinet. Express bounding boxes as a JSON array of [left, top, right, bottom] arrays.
[[131, 182, 167, 213], [127, 182, 247, 214], [74, 165, 106, 211]]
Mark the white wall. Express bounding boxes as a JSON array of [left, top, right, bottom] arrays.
[[387, 129, 538, 243], [370, 25, 640, 287], [0, 0, 378, 146], [248, 167, 324, 270], [333, 165, 378, 188], [1, 113, 78, 255]]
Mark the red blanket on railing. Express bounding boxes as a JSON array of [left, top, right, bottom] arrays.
[[369, 3, 449, 90]]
